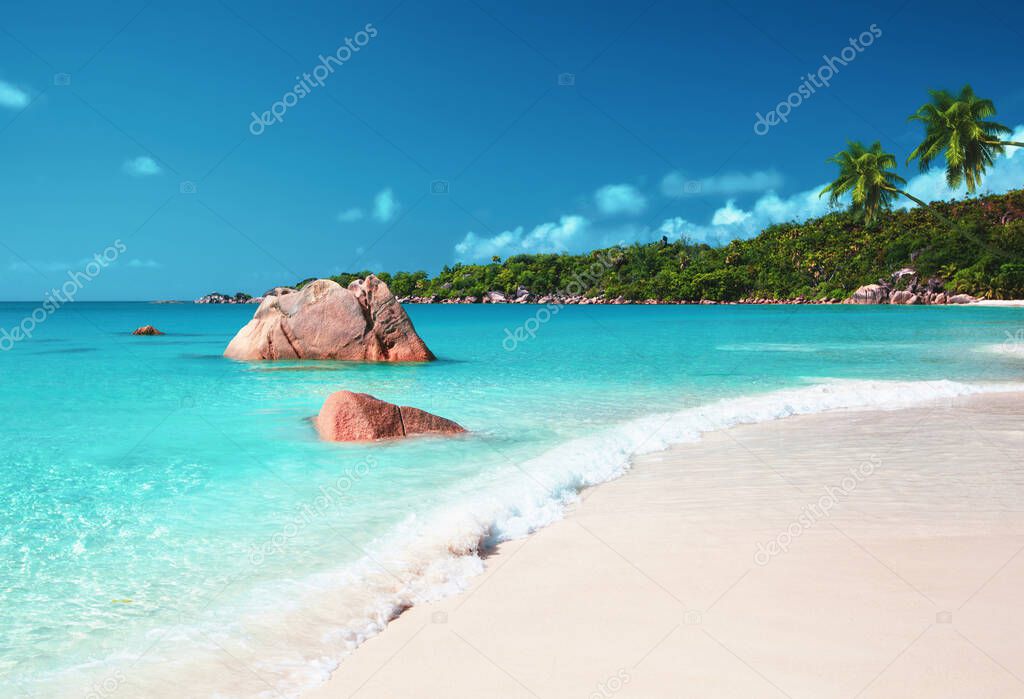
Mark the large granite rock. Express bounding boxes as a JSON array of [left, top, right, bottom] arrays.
[[315, 391, 465, 442], [844, 284, 889, 304], [889, 290, 921, 305], [224, 276, 435, 361], [946, 294, 979, 304]]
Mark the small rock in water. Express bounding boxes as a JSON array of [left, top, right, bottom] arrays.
[[315, 390, 466, 442], [131, 325, 164, 336]]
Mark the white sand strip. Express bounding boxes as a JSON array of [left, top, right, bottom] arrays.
[[307, 392, 1024, 698]]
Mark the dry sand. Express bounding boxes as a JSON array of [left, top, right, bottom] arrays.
[[307, 392, 1024, 698]]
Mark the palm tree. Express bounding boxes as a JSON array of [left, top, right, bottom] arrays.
[[820, 141, 930, 224], [907, 85, 1023, 193]]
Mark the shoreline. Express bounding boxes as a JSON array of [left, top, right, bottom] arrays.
[[184, 294, 1024, 306], [306, 390, 1024, 698]]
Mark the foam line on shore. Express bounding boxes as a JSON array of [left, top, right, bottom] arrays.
[[58, 379, 1023, 697], [268, 378, 1023, 696]]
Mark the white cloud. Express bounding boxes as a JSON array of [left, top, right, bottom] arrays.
[[453, 129, 1024, 260], [710, 200, 752, 226], [662, 169, 784, 197], [455, 215, 590, 261], [661, 129, 1024, 245], [373, 188, 398, 222], [337, 207, 364, 223], [123, 156, 162, 177], [594, 183, 647, 215], [651, 183, 834, 247], [127, 258, 161, 268], [0, 80, 29, 109]]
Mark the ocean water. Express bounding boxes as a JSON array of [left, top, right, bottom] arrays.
[[2, 302, 1023, 697]]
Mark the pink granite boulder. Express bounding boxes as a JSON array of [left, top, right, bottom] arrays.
[[844, 284, 889, 304], [224, 276, 434, 362], [889, 290, 921, 305], [315, 391, 465, 442]]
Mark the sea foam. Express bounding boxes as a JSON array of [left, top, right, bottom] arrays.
[[187, 378, 1023, 697]]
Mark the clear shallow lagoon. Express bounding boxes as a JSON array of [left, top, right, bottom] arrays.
[[2, 302, 1023, 696]]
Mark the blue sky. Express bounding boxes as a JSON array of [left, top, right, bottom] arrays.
[[1, 0, 1023, 300]]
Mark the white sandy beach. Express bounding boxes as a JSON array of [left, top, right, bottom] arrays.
[[307, 392, 1024, 698]]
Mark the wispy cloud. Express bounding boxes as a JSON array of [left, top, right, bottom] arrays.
[[127, 258, 161, 268], [123, 156, 162, 177], [337, 207, 364, 223], [373, 188, 398, 223], [453, 128, 1024, 259], [662, 169, 784, 197], [455, 215, 590, 261], [0, 80, 29, 109], [594, 183, 647, 215], [663, 127, 1024, 244]]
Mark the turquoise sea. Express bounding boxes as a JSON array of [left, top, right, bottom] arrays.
[[2, 302, 1023, 697]]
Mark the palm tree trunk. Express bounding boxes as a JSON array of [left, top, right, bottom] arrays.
[[885, 187, 956, 228], [893, 189, 930, 209], [984, 140, 1024, 148]]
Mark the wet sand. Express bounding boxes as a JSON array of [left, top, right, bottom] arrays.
[[308, 391, 1024, 698]]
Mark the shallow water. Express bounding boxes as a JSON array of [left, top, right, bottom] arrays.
[[1, 302, 1022, 696]]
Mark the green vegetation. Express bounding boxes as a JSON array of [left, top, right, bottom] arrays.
[[308, 189, 1024, 302], [303, 85, 1024, 303], [821, 141, 930, 225]]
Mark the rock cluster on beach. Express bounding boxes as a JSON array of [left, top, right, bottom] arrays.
[[391, 266, 979, 306], [316, 390, 465, 442], [131, 325, 165, 336], [843, 268, 978, 305], [223, 276, 435, 362], [195, 292, 262, 304]]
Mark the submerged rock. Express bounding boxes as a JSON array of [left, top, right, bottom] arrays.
[[224, 276, 435, 362], [131, 325, 164, 336], [315, 390, 465, 442]]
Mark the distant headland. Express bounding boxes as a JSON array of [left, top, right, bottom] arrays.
[[195, 189, 1023, 307]]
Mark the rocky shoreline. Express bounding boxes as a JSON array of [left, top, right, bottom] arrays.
[[194, 268, 985, 307]]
